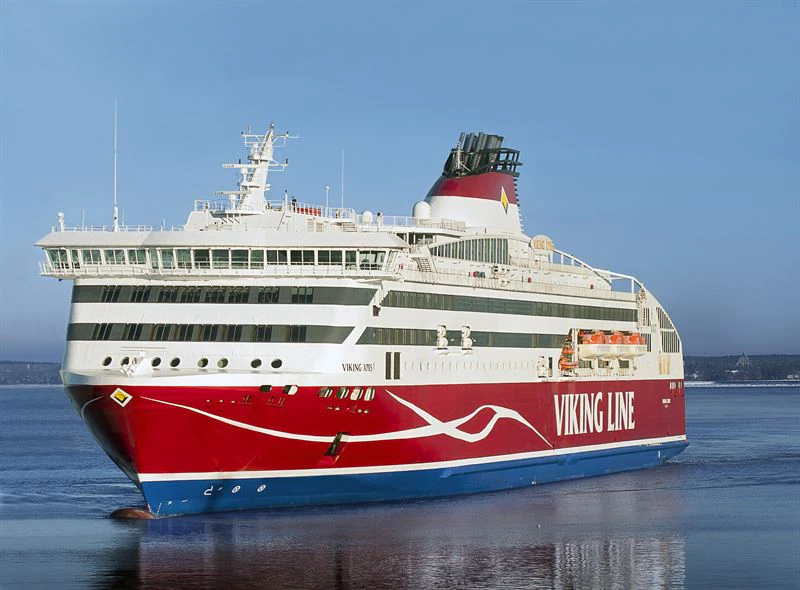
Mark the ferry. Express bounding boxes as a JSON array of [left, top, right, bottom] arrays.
[[37, 124, 687, 516]]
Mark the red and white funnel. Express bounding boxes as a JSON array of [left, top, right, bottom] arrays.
[[424, 132, 523, 235]]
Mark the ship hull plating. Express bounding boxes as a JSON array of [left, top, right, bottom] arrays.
[[67, 379, 687, 516]]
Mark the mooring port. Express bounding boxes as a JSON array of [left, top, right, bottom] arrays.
[[325, 432, 349, 457]]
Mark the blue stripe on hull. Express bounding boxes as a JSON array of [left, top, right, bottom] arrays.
[[141, 440, 688, 516]]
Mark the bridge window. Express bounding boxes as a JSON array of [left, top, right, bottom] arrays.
[[82, 249, 102, 265], [176, 249, 191, 269], [127, 249, 146, 265], [290, 250, 314, 265], [105, 249, 126, 265], [193, 249, 210, 269], [266, 250, 288, 265], [250, 249, 264, 269], [212, 249, 230, 269]]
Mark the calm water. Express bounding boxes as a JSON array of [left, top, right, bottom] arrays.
[[1, 385, 798, 589]]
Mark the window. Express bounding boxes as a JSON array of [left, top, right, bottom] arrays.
[[201, 324, 220, 342], [364, 387, 375, 401], [290, 250, 314, 265], [100, 285, 121, 302], [227, 287, 249, 303], [152, 324, 171, 341], [170, 357, 180, 368], [129, 286, 151, 303], [250, 359, 262, 368], [128, 249, 146, 265], [149, 248, 159, 270], [286, 325, 307, 343], [179, 287, 202, 303], [345, 250, 357, 269], [358, 250, 385, 270], [105, 249, 125, 265], [161, 249, 176, 269], [174, 324, 194, 341], [231, 249, 248, 269], [223, 324, 242, 342], [205, 287, 226, 303], [212, 249, 230, 269], [319, 387, 333, 398], [47, 249, 70, 269], [318, 250, 343, 265], [158, 287, 179, 303], [193, 249, 210, 269], [291, 287, 314, 304], [254, 325, 272, 342], [91, 323, 113, 340], [121, 323, 144, 341], [82, 249, 102, 265], [266, 250, 288, 265], [251, 250, 264, 269], [335, 387, 349, 399], [257, 287, 279, 304], [70, 249, 81, 269], [350, 387, 363, 400], [176, 249, 192, 269]]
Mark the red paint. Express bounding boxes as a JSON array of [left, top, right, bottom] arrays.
[[426, 172, 518, 204], [68, 380, 685, 477]]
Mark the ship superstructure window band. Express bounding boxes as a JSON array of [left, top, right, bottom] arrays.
[[383, 291, 636, 322], [46, 248, 389, 271], [67, 323, 353, 344], [71, 285, 376, 306], [358, 327, 564, 349], [428, 237, 510, 265]]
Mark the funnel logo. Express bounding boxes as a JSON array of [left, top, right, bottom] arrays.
[[500, 186, 509, 213], [110, 388, 132, 408]]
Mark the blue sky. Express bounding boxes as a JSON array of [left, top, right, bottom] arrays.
[[1, 1, 797, 361]]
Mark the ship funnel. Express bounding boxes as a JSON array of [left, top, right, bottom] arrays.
[[425, 132, 523, 234]]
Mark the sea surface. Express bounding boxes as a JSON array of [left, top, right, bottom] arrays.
[[1, 385, 798, 589]]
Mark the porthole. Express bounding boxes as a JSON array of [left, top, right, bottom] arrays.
[[283, 384, 298, 395], [251, 359, 262, 369], [271, 358, 282, 369], [218, 358, 229, 369], [151, 357, 162, 368], [120, 356, 130, 367], [170, 357, 180, 368], [102, 356, 112, 367], [198, 358, 209, 368]]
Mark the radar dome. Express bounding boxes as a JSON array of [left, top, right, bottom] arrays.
[[412, 201, 431, 219], [361, 210, 373, 223]]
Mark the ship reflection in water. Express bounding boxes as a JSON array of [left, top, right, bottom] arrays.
[[93, 475, 687, 589]]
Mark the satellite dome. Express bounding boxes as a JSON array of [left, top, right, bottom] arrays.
[[361, 210, 373, 223], [412, 201, 431, 219]]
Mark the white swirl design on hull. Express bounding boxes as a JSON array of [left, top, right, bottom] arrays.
[[140, 390, 552, 448]]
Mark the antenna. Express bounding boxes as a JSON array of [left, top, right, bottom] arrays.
[[113, 100, 119, 231], [325, 185, 330, 212], [340, 149, 345, 211]]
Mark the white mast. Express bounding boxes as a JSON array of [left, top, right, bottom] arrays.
[[340, 149, 345, 210], [216, 123, 295, 214], [113, 100, 119, 231]]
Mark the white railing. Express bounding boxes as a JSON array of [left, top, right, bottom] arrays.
[[52, 224, 169, 232], [399, 269, 637, 302], [39, 261, 398, 280]]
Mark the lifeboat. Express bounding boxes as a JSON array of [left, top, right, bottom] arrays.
[[578, 330, 647, 360]]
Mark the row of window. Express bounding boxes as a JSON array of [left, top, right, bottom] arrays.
[[661, 330, 681, 353], [383, 291, 637, 322], [429, 237, 510, 265], [357, 327, 565, 349], [47, 248, 389, 271], [68, 323, 353, 344], [72, 285, 376, 306], [318, 386, 376, 401], [656, 307, 675, 330]]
